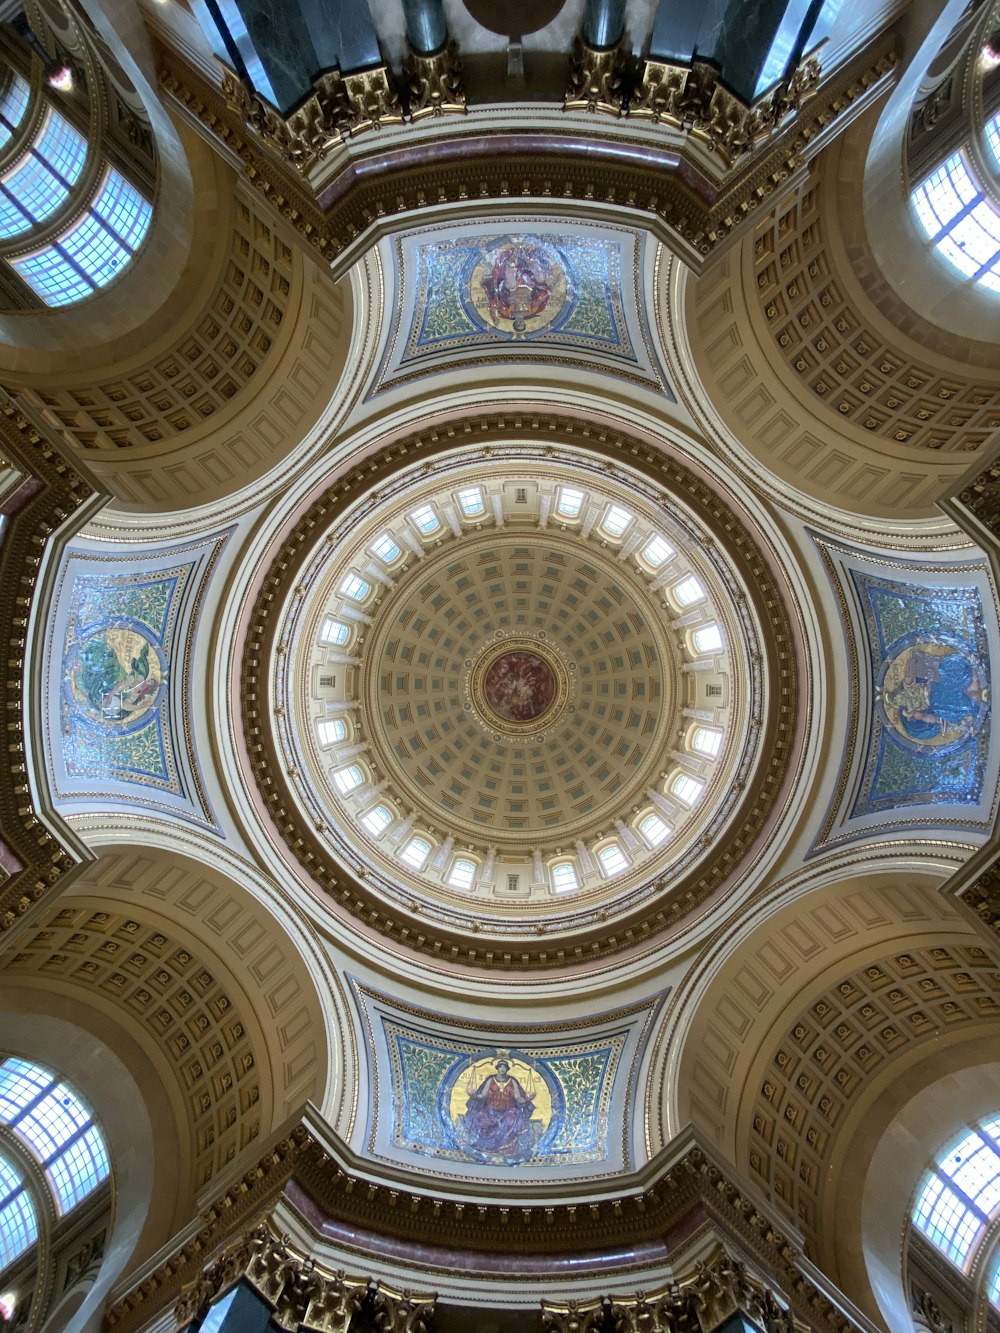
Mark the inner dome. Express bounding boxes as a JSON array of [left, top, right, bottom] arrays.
[[269, 447, 770, 943]]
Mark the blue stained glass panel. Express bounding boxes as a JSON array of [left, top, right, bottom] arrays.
[[0, 1183, 37, 1270], [0, 1058, 50, 1121], [59, 211, 129, 285], [47, 1125, 110, 1213], [1, 150, 68, 227]]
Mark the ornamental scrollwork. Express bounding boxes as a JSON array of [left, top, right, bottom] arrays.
[[542, 1250, 810, 1333], [174, 1226, 437, 1331]]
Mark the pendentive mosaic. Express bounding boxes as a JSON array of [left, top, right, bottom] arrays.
[[62, 568, 186, 790], [351, 981, 663, 1181], [851, 571, 991, 815], [373, 222, 671, 395], [384, 1019, 625, 1168], [45, 534, 228, 831]]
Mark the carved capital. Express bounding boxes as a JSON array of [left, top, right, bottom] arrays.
[[174, 1225, 436, 1332], [564, 37, 628, 116], [631, 56, 822, 167], [404, 42, 466, 119], [341, 65, 405, 134]]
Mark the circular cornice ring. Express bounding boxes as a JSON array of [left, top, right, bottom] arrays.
[[239, 411, 802, 970]]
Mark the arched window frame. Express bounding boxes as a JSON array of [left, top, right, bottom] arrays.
[[0, 63, 154, 309], [912, 1116, 1000, 1271]]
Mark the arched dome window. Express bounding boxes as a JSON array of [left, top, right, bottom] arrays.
[[912, 1116, 1000, 1268], [0, 1153, 37, 1270], [0, 1057, 109, 1213], [0, 63, 153, 308]]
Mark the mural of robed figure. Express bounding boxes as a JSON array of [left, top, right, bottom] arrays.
[[455, 1059, 542, 1161]]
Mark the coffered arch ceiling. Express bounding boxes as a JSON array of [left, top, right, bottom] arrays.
[[672, 114, 1000, 526], [656, 869, 1000, 1297], [0, 848, 340, 1206]]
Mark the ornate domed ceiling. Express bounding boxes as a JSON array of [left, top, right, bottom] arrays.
[[240, 425, 802, 965]]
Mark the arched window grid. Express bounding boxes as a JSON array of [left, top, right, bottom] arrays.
[[319, 617, 350, 647], [912, 1116, 1000, 1270], [550, 860, 579, 893], [638, 810, 671, 848], [0, 72, 31, 155], [447, 857, 477, 890], [316, 717, 348, 747], [911, 145, 1000, 292], [0, 1151, 37, 1273], [672, 575, 707, 608], [370, 532, 402, 564], [0, 1059, 109, 1218], [597, 842, 629, 879], [0, 63, 154, 307], [332, 764, 365, 796], [360, 804, 394, 838], [555, 486, 585, 519], [690, 725, 724, 758], [399, 835, 432, 871], [989, 1250, 1000, 1308]]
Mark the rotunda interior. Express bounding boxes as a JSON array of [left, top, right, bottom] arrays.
[[0, 1, 998, 1331]]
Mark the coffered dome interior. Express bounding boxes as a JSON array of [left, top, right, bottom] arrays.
[[272, 449, 769, 940]]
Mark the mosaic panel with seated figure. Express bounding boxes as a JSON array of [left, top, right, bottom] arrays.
[[350, 981, 665, 1181], [372, 221, 671, 395]]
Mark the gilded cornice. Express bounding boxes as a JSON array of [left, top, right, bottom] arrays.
[[106, 1112, 863, 1333], [0, 394, 102, 941], [239, 413, 801, 969], [156, 35, 897, 277]]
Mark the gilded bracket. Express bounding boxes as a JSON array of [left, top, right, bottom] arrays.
[[403, 41, 466, 119]]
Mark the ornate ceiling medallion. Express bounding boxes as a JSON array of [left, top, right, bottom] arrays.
[[467, 634, 571, 740]]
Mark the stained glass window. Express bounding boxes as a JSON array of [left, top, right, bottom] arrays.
[[9, 167, 152, 307], [458, 487, 485, 516], [912, 150, 1000, 293]]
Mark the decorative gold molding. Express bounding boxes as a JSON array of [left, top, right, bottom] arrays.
[[541, 1250, 812, 1333], [403, 42, 466, 120], [157, 35, 896, 275], [0, 395, 101, 941], [564, 37, 628, 116], [631, 57, 821, 170], [106, 1117, 862, 1333], [175, 1225, 436, 1332]]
